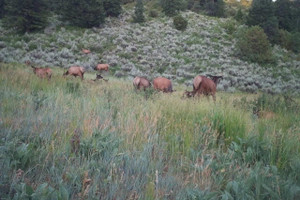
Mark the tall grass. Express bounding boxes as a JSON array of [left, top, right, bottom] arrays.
[[0, 63, 300, 199]]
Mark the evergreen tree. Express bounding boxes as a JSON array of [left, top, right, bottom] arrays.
[[160, 0, 183, 16], [61, 0, 105, 28], [247, 0, 279, 43], [103, 0, 122, 17], [205, 0, 225, 17], [275, 0, 292, 31], [3, 0, 48, 33], [290, 0, 300, 32], [133, 0, 145, 23], [0, 0, 4, 18], [234, 8, 244, 22]]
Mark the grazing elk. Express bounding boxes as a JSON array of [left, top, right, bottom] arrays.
[[153, 77, 174, 93], [133, 76, 151, 91], [82, 49, 91, 54], [63, 66, 85, 80], [183, 75, 223, 101], [31, 66, 52, 80], [94, 64, 109, 72]]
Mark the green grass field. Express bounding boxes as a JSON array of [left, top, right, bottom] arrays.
[[0, 63, 300, 199]]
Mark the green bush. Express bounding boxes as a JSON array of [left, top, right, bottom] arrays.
[[236, 26, 274, 64], [173, 15, 188, 31]]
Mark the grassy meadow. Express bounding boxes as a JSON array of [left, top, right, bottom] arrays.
[[0, 63, 300, 199]]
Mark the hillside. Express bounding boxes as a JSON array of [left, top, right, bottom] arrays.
[[0, 9, 299, 95]]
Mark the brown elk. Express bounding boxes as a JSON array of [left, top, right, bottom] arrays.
[[63, 66, 85, 80], [94, 64, 109, 72], [82, 49, 91, 54], [31, 66, 52, 80], [133, 76, 151, 91], [153, 77, 174, 93], [184, 75, 223, 101]]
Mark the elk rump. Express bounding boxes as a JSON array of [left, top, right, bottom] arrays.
[[153, 77, 173, 93]]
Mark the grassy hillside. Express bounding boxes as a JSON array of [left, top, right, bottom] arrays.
[[1, 63, 300, 199], [0, 9, 299, 95]]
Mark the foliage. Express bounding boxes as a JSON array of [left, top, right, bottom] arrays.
[[236, 26, 274, 64], [3, 0, 49, 33], [0, 0, 4, 18], [173, 15, 188, 31], [61, 0, 105, 28], [234, 8, 245, 23], [204, 0, 225, 17], [247, 0, 279, 43], [160, 0, 185, 16], [103, 0, 122, 17], [290, 0, 300, 32], [133, 0, 145, 23], [275, 0, 292, 32]]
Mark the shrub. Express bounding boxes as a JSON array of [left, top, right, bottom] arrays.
[[173, 15, 188, 31], [236, 26, 274, 64]]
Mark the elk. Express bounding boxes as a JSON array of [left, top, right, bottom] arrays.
[[63, 66, 85, 80], [82, 49, 91, 54], [133, 76, 151, 91], [31, 66, 52, 80], [153, 77, 174, 93], [94, 64, 109, 72], [183, 75, 223, 101]]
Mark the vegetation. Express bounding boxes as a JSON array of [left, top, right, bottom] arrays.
[[0, 63, 299, 199], [133, 0, 145, 23], [2, 0, 48, 33], [236, 26, 273, 64], [103, 0, 122, 17], [173, 15, 188, 31], [160, 0, 184, 16], [61, 0, 105, 28]]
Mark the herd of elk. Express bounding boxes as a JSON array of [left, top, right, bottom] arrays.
[[26, 60, 223, 101], [133, 74, 222, 101]]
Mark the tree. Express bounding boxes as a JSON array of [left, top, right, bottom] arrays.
[[0, 0, 4, 18], [247, 0, 279, 43], [160, 0, 184, 16], [290, 0, 300, 32], [61, 0, 105, 28], [3, 0, 48, 33], [205, 0, 225, 17], [133, 0, 145, 23], [236, 26, 273, 64], [274, 0, 292, 31], [103, 0, 122, 17]]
